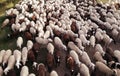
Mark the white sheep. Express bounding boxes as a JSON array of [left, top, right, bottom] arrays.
[[11, 23, 21, 32], [19, 22, 27, 32], [96, 61, 115, 76], [70, 50, 81, 65], [47, 43, 54, 54], [0, 50, 5, 64], [27, 40, 33, 50], [4, 55, 15, 75], [35, 37, 52, 45], [79, 63, 90, 76], [43, 30, 50, 39], [46, 26, 54, 38], [20, 66, 29, 76], [13, 49, 21, 69], [75, 38, 84, 50], [2, 19, 9, 28], [29, 73, 36, 76], [79, 34, 90, 46], [54, 37, 67, 51], [114, 50, 120, 62], [95, 31, 103, 42], [95, 44, 105, 56], [94, 52, 107, 64], [0, 66, 3, 76], [22, 47, 28, 65], [89, 35, 96, 47], [68, 41, 83, 55], [3, 49, 12, 66], [30, 27, 36, 35], [17, 36, 23, 48], [50, 70, 58, 76], [67, 30, 78, 38], [102, 33, 113, 46], [111, 29, 119, 38], [80, 51, 95, 70]]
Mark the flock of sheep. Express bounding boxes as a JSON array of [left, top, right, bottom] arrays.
[[1, 0, 120, 76]]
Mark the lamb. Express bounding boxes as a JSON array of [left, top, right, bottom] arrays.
[[95, 44, 105, 56], [4, 55, 15, 75], [27, 40, 33, 50], [79, 34, 90, 46], [0, 66, 3, 76], [0, 50, 5, 64], [78, 63, 90, 76], [50, 70, 58, 76], [54, 37, 67, 51], [47, 43, 54, 55], [22, 47, 28, 65], [70, 50, 81, 66], [94, 51, 107, 64], [3, 49, 12, 66], [13, 50, 21, 69], [17, 36, 23, 48], [114, 50, 120, 62], [75, 38, 84, 50], [95, 61, 115, 76], [80, 51, 95, 70], [20, 66, 29, 76], [68, 41, 83, 55], [89, 35, 96, 47]]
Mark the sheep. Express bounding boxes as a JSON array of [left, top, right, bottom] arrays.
[[95, 44, 105, 56], [4, 55, 15, 75], [50, 70, 58, 76], [102, 33, 113, 46], [89, 35, 96, 47], [1, 19, 9, 28], [19, 22, 27, 32], [17, 36, 23, 48], [0, 66, 3, 76], [79, 34, 90, 46], [0, 50, 5, 64], [11, 23, 21, 32], [114, 50, 120, 62], [35, 37, 52, 45], [67, 30, 78, 38], [46, 26, 54, 38], [70, 50, 81, 66], [95, 31, 103, 42], [43, 31, 50, 39], [3, 49, 12, 66], [94, 51, 107, 64], [54, 37, 67, 51], [37, 63, 46, 76], [47, 43, 54, 55], [29, 73, 36, 76], [95, 61, 115, 76], [22, 47, 28, 65], [27, 40, 33, 50], [20, 66, 29, 76], [13, 49, 21, 69], [68, 41, 83, 55], [54, 50, 61, 67], [80, 51, 95, 70], [75, 38, 84, 50], [78, 63, 90, 76], [30, 27, 36, 35]]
